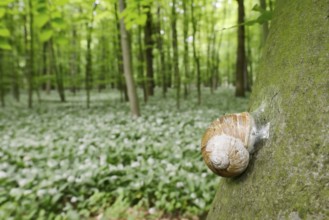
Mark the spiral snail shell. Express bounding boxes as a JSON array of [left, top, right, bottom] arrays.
[[201, 112, 260, 177]]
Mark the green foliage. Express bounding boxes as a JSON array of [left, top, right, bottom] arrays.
[[0, 0, 14, 7], [245, 4, 273, 26], [39, 28, 53, 42], [0, 27, 10, 37], [54, 0, 69, 7], [35, 13, 50, 28], [0, 37, 11, 50], [0, 89, 248, 219], [0, 8, 6, 18], [119, 0, 153, 30]]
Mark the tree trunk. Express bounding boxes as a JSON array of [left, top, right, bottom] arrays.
[[85, 22, 92, 108], [235, 0, 246, 97], [0, 52, 5, 107], [70, 27, 78, 94], [144, 5, 154, 97], [182, 0, 189, 99], [206, 0, 329, 219], [156, 6, 166, 99], [28, 0, 34, 108], [171, 0, 180, 109], [114, 3, 128, 102], [118, 0, 140, 117], [50, 40, 65, 102], [136, 11, 147, 103], [191, 0, 201, 105]]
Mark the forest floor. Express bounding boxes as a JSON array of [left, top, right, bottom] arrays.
[[0, 88, 248, 220]]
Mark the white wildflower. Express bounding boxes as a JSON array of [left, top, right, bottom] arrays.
[[0, 171, 7, 179]]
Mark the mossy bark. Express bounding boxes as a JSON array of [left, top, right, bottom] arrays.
[[207, 0, 329, 219]]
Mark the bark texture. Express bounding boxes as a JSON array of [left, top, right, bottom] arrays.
[[207, 0, 329, 219], [118, 0, 140, 117], [235, 0, 246, 97]]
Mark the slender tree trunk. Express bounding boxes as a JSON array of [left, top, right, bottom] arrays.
[[50, 40, 65, 102], [114, 3, 128, 102], [99, 32, 107, 92], [6, 9, 19, 102], [70, 27, 77, 94], [166, 36, 172, 89], [28, 0, 34, 108], [246, 26, 253, 91], [191, 0, 201, 105], [0, 52, 5, 107], [235, 0, 246, 97], [156, 6, 166, 98], [144, 5, 154, 97], [172, 0, 180, 109], [118, 0, 140, 117], [137, 23, 147, 103], [42, 42, 48, 91], [207, 0, 329, 218], [12, 56, 20, 101], [85, 22, 92, 108], [182, 0, 189, 99]]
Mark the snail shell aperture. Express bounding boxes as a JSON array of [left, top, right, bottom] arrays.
[[201, 112, 261, 177]]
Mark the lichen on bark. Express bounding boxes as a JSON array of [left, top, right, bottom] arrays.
[[206, 0, 329, 219]]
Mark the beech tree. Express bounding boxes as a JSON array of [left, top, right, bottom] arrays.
[[118, 0, 140, 117], [235, 0, 246, 97], [207, 0, 328, 218]]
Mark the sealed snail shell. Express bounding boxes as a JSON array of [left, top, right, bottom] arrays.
[[201, 112, 259, 177]]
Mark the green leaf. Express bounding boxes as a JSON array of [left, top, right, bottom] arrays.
[[51, 17, 67, 30], [0, 38, 11, 50], [0, 8, 6, 18], [256, 11, 273, 24], [55, 36, 68, 45], [252, 4, 263, 12], [35, 14, 49, 28], [135, 14, 147, 26], [39, 29, 53, 42], [0, 27, 10, 37], [54, 0, 69, 6], [0, 0, 14, 7]]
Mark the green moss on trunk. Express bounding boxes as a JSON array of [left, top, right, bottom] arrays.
[[207, 0, 329, 219]]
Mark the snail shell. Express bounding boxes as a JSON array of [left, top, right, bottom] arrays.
[[201, 112, 258, 177]]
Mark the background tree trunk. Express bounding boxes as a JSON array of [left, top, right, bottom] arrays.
[[207, 0, 329, 219], [171, 0, 180, 109], [191, 0, 201, 105], [28, 0, 34, 108], [118, 0, 140, 117], [144, 5, 154, 97], [235, 0, 246, 97]]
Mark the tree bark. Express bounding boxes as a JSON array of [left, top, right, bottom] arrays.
[[0, 52, 4, 107], [85, 21, 92, 108], [114, 3, 129, 102], [156, 6, 167, 98], [182, 0, 189, 99], [206, 0, 329, 219], [28, 0, 34, 108], [118, 0, 140, 117], [171, 0, 180, 109], [191, 0, 201, 105], [50, 40, 66, 102], [136, 8, 147, 103], [235, 0, 246, 97], [70, 27, 78, 94], [144, 5, 154, 97]]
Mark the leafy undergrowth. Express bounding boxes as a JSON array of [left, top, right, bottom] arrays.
[[0, 88, 248, 219]]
